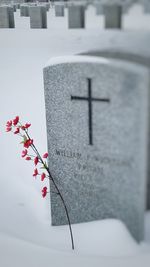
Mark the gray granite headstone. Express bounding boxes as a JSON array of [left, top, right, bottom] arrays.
[[103, 4, 122, 29], [68, 4, 85, 29], [29, 5, 47, 28], [20, 4, 29, 17], [0, 6, 15, 28], [44, 55, 149, 242], [79, 32, 150, 210], [55, 3, 65, 17]]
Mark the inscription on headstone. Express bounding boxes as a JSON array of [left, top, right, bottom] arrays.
[[44, 55, 149, 242]]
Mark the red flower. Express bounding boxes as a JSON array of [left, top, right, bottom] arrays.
[[34, 156, 39, 166], [22, 149, 28, 157], [43, 153, 48, 159], [33, 168, 38, 177], [6, 127, 12, 132], [24, 139, 33, 148], [21, 123, 31, 130], [41, 186, 47, 198], [6, 120, 12, 127], [41, 173, 46, 181], [13, 116, 19, 126], [14, 127, 20, 134], [24, 123, 31, 129], [25, 156, 31, 160]]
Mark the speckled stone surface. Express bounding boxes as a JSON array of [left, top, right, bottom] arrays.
[[29, 6, 47, 29], [80, 46, 150, 210], [44, 55, 149, 242]]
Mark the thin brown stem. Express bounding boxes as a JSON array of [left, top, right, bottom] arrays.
[[47, 170, 74, 250], [23, 128, 75, 250]]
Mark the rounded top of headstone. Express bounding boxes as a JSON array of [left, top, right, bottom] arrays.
[[79, 50, 150, 68], [44, 55, 109, 69], [44, 54, 149, 77]]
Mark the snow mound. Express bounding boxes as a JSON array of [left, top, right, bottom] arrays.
[[73, 219, 139, 257]]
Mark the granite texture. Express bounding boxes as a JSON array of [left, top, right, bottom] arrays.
[[29, 6, 47, 29], [0, 6, 15, 28], [80, 47, 150, 210], [44, 55, 149, 242], [68, 5, 85, 29]]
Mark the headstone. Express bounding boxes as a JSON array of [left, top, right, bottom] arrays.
[[68, 4, 85, 29], [103, 4, 122, 29], [0, 6, 15, 28], [11, 4, 17, 12], [29, 5, 47, 28], [20, 4, 29, 17], [55, 3, 65, 17], [44, 55, 149, 242], [79, 33, 150, 209], [16, 4, 20, 9]]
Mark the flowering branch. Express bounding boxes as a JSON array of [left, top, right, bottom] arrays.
[[6, 116, 74, 250]]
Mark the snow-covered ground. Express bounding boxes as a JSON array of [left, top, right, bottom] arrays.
[[1, 3, 150, 267]]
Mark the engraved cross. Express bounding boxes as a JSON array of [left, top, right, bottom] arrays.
[[71, 78, 110, 145]]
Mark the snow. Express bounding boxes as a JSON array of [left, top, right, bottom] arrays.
[[44, 54, 110, 67], [0, 3, 150, 267]]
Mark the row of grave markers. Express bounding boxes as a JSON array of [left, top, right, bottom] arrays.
[[0, 0, 150, 29]]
